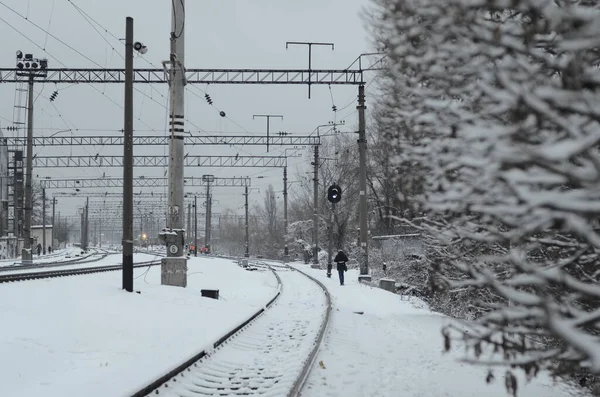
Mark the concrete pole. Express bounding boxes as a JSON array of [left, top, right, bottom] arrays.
[[357, 84, 370, 280], [42, 187, 46, 254], [187, 202, 191, 245], [244, 186, 249, 257], [327, 201, 335, 277], [204, 183, 211, 251], [51, 197, 56, 250], [13, 151, 21, 239], [312, 145, 319, 265], [194, 195, 197, 256], [162, 0, 187, 287], [99, 209, 102, 248], [122, 16, 134, 291], [207, 190, 212, 251], [22, 76, 34, 263], [283, 166, 289, 260], [80, 210, 84, 248], [85, 196, 89, 251]]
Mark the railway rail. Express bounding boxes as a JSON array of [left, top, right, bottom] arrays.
[[131, 262, 331, 397], [0, 259, 162, 283], [0, 248, 113, 273]]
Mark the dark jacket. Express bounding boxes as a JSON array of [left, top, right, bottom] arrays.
[[334, 251, 348, 271]]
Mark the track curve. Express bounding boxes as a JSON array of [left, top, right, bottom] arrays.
[[131, 262, 331, 397]]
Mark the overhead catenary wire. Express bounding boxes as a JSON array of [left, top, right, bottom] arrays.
[[4, 1, 322, 212], [0, 1, 201, 134], [43, 0, 55, 50], [67, 0, 303, 166], [0, 10, 160, 135], [66, 0, 206, 134]]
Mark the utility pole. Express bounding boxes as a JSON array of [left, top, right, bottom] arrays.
[[123, 16, 134, 292], [283, 165, 289, 261], [51, 197, 55, 250], [357, 84, 370, 281], [12, 151, 22, 241], [85, 196, 89, 251], [79, 207, 84, 248], [204, 183, 211, 252], [285, 41, 334, 99], [327, 201, 335, 278], [244, 186, 249, 258], [312, 145, 319, 266], [161, 0, 188, 287], [99, 209, 102, 248], [16, 51, 47, 262], [194, 195, 197, 256], [253, 114, 283, 153], [326, 184, 341, 278], [187, 202, 191, 245], [202, 175, 214, 253], [42, 187, 46, 254], [22, 75, 34, 263]]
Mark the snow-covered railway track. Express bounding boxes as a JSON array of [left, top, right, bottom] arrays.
[[0, 259, 162, 283], [132, 265, 331, 397], [0, 248, 112, 273]]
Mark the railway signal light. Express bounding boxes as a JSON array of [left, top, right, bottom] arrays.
[[327, 184, 342, 203]]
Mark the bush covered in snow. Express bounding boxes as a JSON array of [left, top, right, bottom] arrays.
[[370, 0, 600, 394]]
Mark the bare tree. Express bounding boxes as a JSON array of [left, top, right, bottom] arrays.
[[217, 209, 246, 256]]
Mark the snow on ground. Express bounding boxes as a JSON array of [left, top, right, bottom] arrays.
[[0, 255, 278, 397], [0, 247, 82, 267], [289, 262, 589, 397], [0, 251, 159, 275]]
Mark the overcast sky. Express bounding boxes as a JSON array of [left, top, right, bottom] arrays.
[[0, 0, 377, 224]]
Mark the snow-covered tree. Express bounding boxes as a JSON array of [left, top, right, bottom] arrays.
[[371, 0, 600, 392]]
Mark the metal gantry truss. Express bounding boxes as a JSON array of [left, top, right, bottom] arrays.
[[0, 68, 364, 85], [4, 135, 320, 147], [51, 192, 207, 198], [33, 155, 286, 168], [40, 176, 251, 189]]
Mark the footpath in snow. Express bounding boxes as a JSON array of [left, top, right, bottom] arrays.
[[289, 262, 588, 397], [0, 254, 279, 397]]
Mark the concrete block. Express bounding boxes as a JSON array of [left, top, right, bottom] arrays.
[[201, 289, 219, 299], [241, 259, 249, 267], [379, 278, 395, 292], [358, 275, 372, 283], [161, 257, 188, 287], [21, 249, 32, 265]]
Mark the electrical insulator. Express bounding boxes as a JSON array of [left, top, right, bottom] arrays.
[[332, 105, 337, 112], [50, 91, 58, 102], [204, 93, 213, 105]]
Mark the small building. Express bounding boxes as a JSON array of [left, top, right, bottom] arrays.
[[31, 224, 53, 251]]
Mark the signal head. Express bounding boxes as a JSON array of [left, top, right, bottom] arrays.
[[327, 184, 342, 203]]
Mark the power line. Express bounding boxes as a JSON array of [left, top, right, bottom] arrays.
[[65, 0, 206, 133], [0, 1, 190, 134], [0, 9, 162, 134], [0, 1, 101, 65]]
